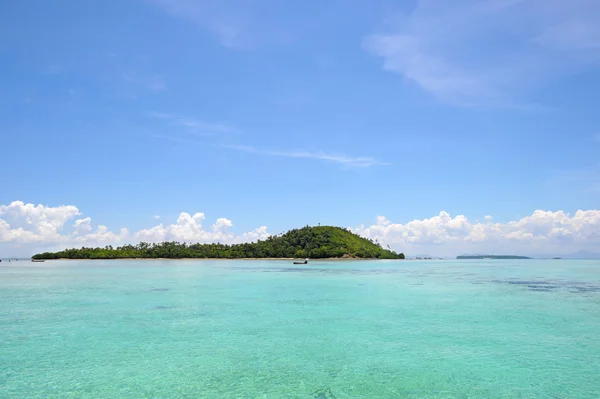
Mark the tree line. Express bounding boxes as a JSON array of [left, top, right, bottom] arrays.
[[32, 226, 404, 260]]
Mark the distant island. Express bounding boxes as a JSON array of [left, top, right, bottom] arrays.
[[32, 226, 405, 260], [457, 255, 531, 260]]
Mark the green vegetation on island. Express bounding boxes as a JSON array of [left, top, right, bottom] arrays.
[[457, 255, 531, 260], [32, 226, 405, 260]]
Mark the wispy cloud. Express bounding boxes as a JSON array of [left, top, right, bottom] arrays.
[[145, 0, 249, 48], [149, 113, 384, 168], [42, 64, 65, 75], [226, 144, 388, 168], [149, 112, 238, 135], [143, 0, 298, 49], [123, 71, 166, 92], [150, 133, 197, 145], [365, 0, 600, 106]]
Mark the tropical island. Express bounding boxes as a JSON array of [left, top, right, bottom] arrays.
[[456, 255, 531, 260], [32, 226, 405, 260]]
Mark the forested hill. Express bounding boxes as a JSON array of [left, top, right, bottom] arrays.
[[32, 226, 405, 260]]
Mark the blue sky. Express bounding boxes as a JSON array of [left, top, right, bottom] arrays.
[[2, 0, 600, 257]]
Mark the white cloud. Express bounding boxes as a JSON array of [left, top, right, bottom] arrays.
[[0, 201, 272, 256], [144, 0, 301, 50], [365, 0, 600, 106], [130, 213, 266, 244], [145, 0, 248, 48], [0, 202, 130, 255], [353, 209, 600, 256], [73, 217, 92, 234], [122, 70, 166, 92], [0, 201, 80, 241], [3, 201, 600, 258], [149, 112, 237, 134], [151, 133, 196, 145], [376, 216, 392, 226], [149, 115, 382, 168], [74, 226, 130, 246], [153, 215, 161, 220], [237, 226, 270, 243], [42, 64, 65, 75], [226, 144, 388, 168], [135, 212, 209, 242], [213, 218, 233, 233]]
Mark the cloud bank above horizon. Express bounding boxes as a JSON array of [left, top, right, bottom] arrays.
[[0, 201, 269, 256], [353, 210, 600, 257], [1, 201, 599, 257]]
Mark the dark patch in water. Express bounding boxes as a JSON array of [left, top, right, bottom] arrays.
[[311, 388, 336, 399], [570, 286, 600, 293], [151, 288, 169, 292], [153, 305, 175, 310], [492, 278, 600, 294], [527, 285, 559, 290], [507, 280, 552, 285], [225, 266, 405, 276]]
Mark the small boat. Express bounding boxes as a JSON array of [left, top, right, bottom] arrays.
[[31, 259, 45, 263], [293, 258, 309, 265]]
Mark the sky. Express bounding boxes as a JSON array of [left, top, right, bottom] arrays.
[[1, 0, 600, 257]]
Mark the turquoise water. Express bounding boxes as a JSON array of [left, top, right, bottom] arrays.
[[1, 259, 599, 398]]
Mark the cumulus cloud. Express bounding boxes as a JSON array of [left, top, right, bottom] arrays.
[[0, 201, 80, 242], [74, 226, 130, 246], [0, 201, 271, 256], [213, 218, 233, 233], [0, 202, 130, 251], [236, 226, 271, 243], [73, 217, 92, 234], [3, 201, 600, 258], [353, 210, 600, 256]]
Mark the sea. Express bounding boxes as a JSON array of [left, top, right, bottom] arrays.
[[1, 259, 599, 398]]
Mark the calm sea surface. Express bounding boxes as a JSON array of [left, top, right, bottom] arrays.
[[1, 259, 599, 398]]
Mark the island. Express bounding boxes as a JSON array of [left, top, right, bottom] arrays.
[[32, 226, 405, 260], [456, 255, 531, 260]]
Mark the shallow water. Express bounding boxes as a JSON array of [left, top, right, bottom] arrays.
[[1, 259, 599, 398]]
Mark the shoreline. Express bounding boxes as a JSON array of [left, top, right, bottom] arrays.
[[44, 257, 403, 261]]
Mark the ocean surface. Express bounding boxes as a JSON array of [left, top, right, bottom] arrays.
[[1, 259, 599, 398]]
